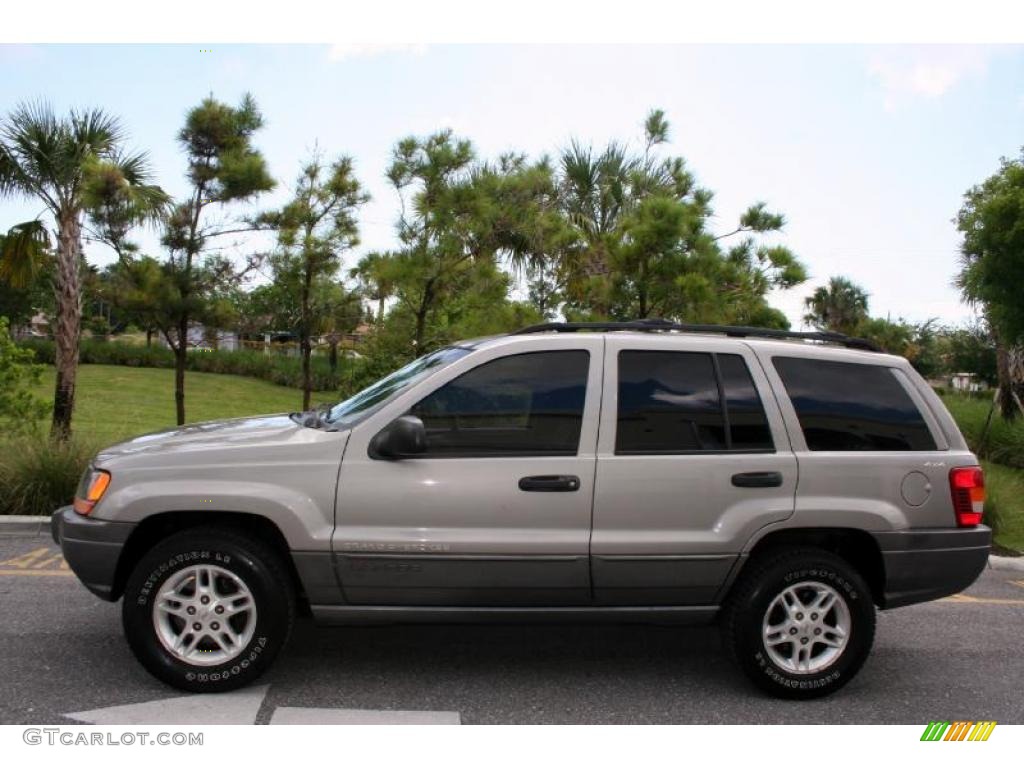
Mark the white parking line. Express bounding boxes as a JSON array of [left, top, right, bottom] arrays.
[[66, 685, 270, 725], [270, 707, 461, 725], [65, 684, 462, 725]]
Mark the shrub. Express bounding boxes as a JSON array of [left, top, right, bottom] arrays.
[[980, 460, 1024, 552], [942, 394, 1024, 469], [0, 435, 95, 516], [0, 317, 48, 434], [18, 338, 364, 395]]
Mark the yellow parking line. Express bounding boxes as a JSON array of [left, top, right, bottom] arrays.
[[941, 593, 1024, 606], [32, 554, 67, 569], [0, 547, 53, 569], [0, 546, 70, 573], [0, 568, 75, 577]]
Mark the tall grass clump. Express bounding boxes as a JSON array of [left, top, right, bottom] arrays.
[[980, 460, 1024, 553], [941, 394, 1024, 469], [0, 435, 95, 516]]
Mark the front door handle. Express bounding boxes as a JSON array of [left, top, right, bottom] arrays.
[[731, 471, 784, 488], [518, 475, 581, 492]]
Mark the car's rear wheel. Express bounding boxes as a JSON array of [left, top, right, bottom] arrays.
[[122, 527, 295, 692], [721, 548, 876, 699]]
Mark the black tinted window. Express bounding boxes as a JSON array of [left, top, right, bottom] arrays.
[[411, 351, 589, 456], [616, 351, 774, 454], [719, 354, 774, 451], [773, 357, 936, 451], [617, 351, 726, 453]]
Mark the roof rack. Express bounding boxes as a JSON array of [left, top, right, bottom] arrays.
[[512, 318, 880, 352]]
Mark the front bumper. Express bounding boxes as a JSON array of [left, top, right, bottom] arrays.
[[873, 526, 991, 609], [51, 506, 135, 601]]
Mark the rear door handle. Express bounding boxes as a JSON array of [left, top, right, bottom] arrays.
[[731, 471, 784, 488], [518, 475, 581, 492]]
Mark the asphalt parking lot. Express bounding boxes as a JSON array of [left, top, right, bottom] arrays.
[[1, 532, 1022, 725]]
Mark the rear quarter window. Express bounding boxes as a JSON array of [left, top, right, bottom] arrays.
[[773, 357, 937, 451]]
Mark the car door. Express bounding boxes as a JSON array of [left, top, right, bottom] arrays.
[[591, 335, 798, 606], [333, 335, 604, 606]]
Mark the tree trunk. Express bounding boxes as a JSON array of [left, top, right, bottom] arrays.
[[995, 342, 1024, 421], [414, 308, 428, 353], [638, 258, 649, 318], [413, 279, 435, 353], [300, 271, 312, 411], [301, 337, 312, 411], [329, 341, 338, 374], [146, 328, 153, 348], [50, 214, 83, 441], [174, 318, 188, 425]]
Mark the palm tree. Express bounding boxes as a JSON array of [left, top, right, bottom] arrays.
[[803, 276, 870, 336], [350, 252, 396, 326], [0, 102, 165, 438]]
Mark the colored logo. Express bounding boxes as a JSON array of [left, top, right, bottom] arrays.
[[921, 721, 996, 741]]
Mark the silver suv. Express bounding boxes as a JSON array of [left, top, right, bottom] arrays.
[[52, 320, 991, 699]]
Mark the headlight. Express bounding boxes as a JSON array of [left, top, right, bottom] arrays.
[[73, 467, 111, 516]]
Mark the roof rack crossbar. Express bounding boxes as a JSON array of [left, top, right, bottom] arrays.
[[511, 318, 880, 352]]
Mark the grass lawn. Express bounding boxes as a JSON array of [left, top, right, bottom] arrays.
[[31, 365, 334, 448], [941, 393, 1024, 553], [980, 460, 1024, 555]]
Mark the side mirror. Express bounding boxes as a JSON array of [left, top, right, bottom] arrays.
[[369, 415, 427, 460]]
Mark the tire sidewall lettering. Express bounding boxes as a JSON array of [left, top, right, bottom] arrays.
[[736, 556, 873, 697], [181, 638, 267, 683], [125, 534, 284, 692], [137, 550, 232, 607]]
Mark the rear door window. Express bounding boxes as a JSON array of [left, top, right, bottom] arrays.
[[773, 357, 937, 451], [615, 351, 774, 454], [719, 353, 774, 451]]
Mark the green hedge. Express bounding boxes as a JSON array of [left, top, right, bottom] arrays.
[[19, 338, 365, 393]]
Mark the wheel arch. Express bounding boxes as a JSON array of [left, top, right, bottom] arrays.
[[111, 511, 306, 610], [721, 527, 886, 607]]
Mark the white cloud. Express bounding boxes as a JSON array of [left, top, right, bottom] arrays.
[[326, 42, 428, 61], [867, 46, 992, 109]]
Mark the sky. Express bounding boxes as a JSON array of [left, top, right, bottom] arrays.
[[1, 43, 1022, 329]]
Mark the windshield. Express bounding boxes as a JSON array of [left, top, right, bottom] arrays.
[[326, 346, 472, 427]]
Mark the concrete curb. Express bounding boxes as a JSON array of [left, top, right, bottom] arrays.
[[0, 515, 50, 536], [989, 554, 1024, 572]]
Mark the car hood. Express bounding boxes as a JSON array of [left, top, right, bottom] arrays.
[[95, 414, 308, 462]]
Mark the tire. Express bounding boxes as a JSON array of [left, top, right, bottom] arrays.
[[721, 547, 876, 699], [122, 526, 295, 693]]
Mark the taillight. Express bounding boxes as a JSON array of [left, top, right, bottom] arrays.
[[949, 466, 985, 527], [73, 468, 111, 516]]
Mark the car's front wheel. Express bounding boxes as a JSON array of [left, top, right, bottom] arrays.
[[122, 527, 295, 692], [722, 548, 876, 699]]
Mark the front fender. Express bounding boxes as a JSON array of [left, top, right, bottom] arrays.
[[100, 478, 333, 551]]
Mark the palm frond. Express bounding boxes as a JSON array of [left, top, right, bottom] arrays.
[[0, 101, 65, 206], [0, 220, 50, 288], [69, 106, 125, 154]]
